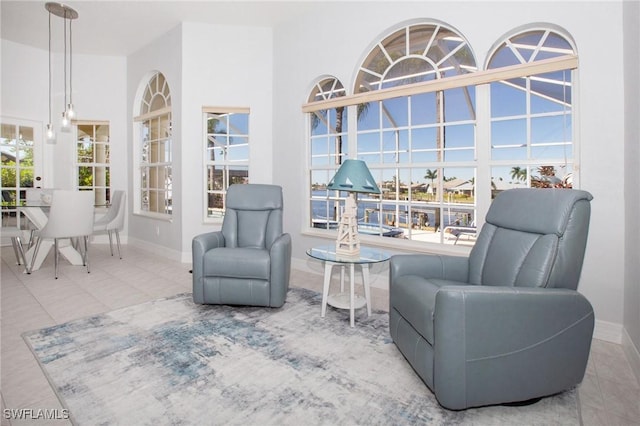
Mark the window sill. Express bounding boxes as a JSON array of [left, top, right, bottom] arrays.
[[133, 211, 173, 222], [301, 227, 473, 257]]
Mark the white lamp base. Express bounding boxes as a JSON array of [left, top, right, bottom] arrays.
[[335, 193, 360, 258]]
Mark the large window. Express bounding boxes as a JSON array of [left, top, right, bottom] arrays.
[[305, 22, 577, 249], [135, 72, 172, 217], [203, 108, 249, 220], [76, 121, 110, 206], [354, 23, 477, 245]]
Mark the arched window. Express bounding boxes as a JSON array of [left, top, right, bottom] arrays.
[[487, 28, 576, 194], [134, 72, 172, 216]]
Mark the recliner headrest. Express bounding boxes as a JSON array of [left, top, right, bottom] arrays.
[[486, 188, 593, 236], [226, 184, 283, 211]]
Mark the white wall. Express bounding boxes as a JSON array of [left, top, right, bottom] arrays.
[[623, 0, 640, 378], [180, 22, 274, 260], [272, 2, 628, 340]]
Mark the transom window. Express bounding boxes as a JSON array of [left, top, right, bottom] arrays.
[[203, 107, 250, 220], [134, 72, 172, 217], [305, 21, 577, 249]]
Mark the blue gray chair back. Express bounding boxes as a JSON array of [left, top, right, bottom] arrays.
[[468, 188, 593, 290], [221, 184, 284, 249]]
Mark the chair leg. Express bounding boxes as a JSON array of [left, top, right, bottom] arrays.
[[28, 229, 36, 248], [83, 235, 90, 274], [10, 236, 28, 272], [10, 237, 22, 265], [115, 230, 122, 259], [54, 238, 59, 279], [28, 237, 43, 274], [106, 230, 113, 256]]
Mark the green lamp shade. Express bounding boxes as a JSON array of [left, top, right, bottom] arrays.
[[327, 159, 381, 194]]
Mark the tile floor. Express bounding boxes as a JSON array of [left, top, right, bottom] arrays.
[[1, 243, 639, 425]]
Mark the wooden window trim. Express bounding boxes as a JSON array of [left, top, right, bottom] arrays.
[[302, 55, 577, 113]]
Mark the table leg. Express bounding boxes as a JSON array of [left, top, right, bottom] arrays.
[[349, 263, 355, 327], [362, 264, 372, 317], [321, 262, 333, 318]]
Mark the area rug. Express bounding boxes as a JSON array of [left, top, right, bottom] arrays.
[[23, 288, 580, 425]]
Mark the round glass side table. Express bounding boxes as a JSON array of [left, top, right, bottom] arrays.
[[306, 245, 391, 327]]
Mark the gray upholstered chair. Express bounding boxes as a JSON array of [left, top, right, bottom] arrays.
[[192, 184, 292, 308], [389, 188, 594, 410]]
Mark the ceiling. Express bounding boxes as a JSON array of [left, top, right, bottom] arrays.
[[1, 1, 320, 56]]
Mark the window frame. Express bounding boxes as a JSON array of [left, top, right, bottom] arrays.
[[202, 106, 250, 223], [133, 72, 173, 220], [74, 120, 110, 207]]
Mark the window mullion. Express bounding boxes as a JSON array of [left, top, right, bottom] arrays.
[[475, 83, 491, 230]]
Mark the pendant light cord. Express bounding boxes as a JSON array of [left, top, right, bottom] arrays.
[[69, 17, 73, 105], [63, 13, 68, 108], [48, 11, 52, 124]]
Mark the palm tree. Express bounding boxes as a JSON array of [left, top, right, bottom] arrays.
[[510, 166, 526, 182], [424, 169, 438, 199]]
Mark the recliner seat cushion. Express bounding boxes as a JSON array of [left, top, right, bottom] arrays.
[[393, 275, 467, 345], [204, 248, 270, 280]]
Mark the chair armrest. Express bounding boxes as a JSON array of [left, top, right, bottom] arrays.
[[433, 286, 594, 409], [192, 231, 225, 281], [269, 233, 292, 307], [390, 254, 469, 283]]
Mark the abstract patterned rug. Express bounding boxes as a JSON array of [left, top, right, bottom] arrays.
[[23, 288, 580, 425]]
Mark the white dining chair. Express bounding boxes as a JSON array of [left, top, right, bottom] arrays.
[[93, 190, 126, 259], [29, 190, 95, 279]]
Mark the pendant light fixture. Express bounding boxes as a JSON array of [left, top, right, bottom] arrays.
[[45, 2, 78, 134], [45, 9, 56, 143]]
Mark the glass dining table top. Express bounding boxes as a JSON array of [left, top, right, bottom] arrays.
[[306, 245, 391, 264]]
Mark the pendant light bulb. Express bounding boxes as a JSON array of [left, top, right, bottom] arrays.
[[46, 123, 56, 144], [61, 111, 71, 132], [66, 103, 76, 120]]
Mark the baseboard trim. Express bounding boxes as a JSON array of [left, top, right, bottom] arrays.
[[128, 237, 183, 262], [622, 329, 640, 386], [593, 319, 623, 344]]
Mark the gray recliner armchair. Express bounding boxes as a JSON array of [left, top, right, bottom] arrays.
[[389, 188, 594, 410], [192, 184, 292, 308]]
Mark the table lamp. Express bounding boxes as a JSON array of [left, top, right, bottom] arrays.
[[327, 159, 381, 257]]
